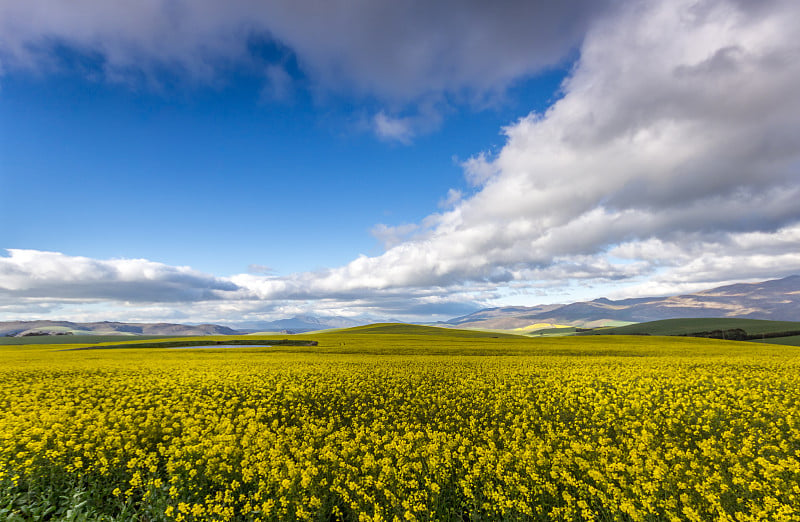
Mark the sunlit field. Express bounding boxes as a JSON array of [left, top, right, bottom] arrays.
[[2, 329, 799, 521]]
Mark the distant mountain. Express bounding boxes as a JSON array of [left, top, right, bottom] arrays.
[[0, 320, 243, 337], [442, 276, 800, 329], [238, 315, 368, 333], [0, 314, 373, 337], [444, 304, 563, 329]]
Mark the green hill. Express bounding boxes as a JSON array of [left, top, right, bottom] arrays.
[[527, 326, 579, 336], [749, 335, 800, 347], [580, 318, 800, 339], [328, 323, 524, 338]]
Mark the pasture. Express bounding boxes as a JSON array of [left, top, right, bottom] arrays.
[[1, 327, 799, 521]]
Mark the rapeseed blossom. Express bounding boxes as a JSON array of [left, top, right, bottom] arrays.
[[1, 338, 799, 520]]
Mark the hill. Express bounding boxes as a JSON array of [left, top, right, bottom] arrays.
[[580, 318, 800, 338], [330, 323, 524, 338]]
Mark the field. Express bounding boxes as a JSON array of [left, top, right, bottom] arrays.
[[2, 327, 800, 521]]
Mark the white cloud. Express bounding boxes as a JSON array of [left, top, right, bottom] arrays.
[[461, 153, 499, 187], [371, 223, 420, 250], [373, 112, 415, 144], [0, 249, 239, 302], [261, 64, 293, 102], [371, 102, 446, 142], [246, 264, 275, 275], [438, 189, 463, 209]]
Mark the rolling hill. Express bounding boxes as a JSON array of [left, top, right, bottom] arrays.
[[330, 323, 524, 338]]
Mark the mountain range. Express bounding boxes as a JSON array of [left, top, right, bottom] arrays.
[[0, 321, 241, 337], [0, 315, 367, 337], [233, 314, 366, 333], [440, 275, 800, 330]]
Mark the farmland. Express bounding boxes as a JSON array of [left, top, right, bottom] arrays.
[[2, 327, 800, 521]]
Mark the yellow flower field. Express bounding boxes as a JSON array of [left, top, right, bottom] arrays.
[[1, 333, 799, 521]]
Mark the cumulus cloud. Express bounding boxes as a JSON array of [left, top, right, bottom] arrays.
[[371, 103, 447, 143], [373, 112, 415, 144], [261, 64, 294, 102], [0, 0, 605, 101], [462, 153, 500, 187], [246, 264, 275, 275], [606, 224, 800, 295], [0, 249, 239, 302], [266, 0, 800, 298], [439, 189, 463, 209], [371, 223, 420, 250]]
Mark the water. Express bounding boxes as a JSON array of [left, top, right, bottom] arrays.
[[167, 345, 273, 350]]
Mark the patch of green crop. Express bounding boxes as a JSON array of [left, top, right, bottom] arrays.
[[750, 334, 800, 346], [581, 318, 800, 337]]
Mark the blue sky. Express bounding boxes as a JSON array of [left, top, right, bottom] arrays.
[[2, 0, 800, 325], [1, 59, 565, 276]]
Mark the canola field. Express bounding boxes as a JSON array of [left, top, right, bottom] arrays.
[[1, 330, 800, 521]]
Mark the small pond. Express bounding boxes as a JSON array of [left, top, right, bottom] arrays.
[[168, 345, 273, 349]]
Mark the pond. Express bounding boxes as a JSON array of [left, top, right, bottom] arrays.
[[167, 345, 273, 349]]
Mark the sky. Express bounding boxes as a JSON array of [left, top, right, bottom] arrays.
[[1, 0, 800, 326]]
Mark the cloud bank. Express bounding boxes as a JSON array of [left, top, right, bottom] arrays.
[[3, 0, 800, 323]]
